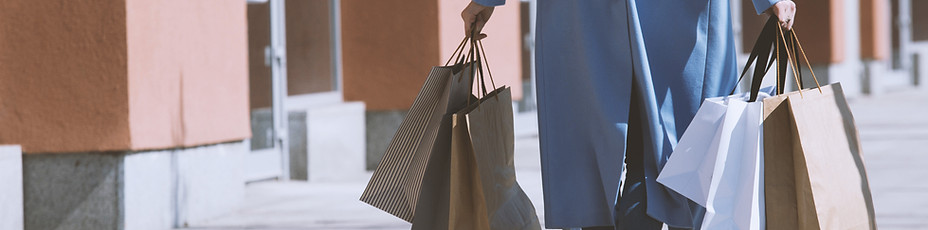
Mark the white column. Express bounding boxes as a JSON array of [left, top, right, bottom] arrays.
[[0, 145, 23, 230]]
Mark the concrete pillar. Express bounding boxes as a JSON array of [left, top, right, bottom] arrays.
[[0, 0, 250, 153], [911, 0, 928, 87], [365, 110, 408, 170], [307, 102, 366, 181], [286, 93, 366, 181], [891, 0, 913, 71], [860, 0, 891, 95], [830, 0, 865, 97], [860, 0, 891, 61], [0, 1, 251, 229], [22, 142, 245, 230], [0, 146, 23, 230]]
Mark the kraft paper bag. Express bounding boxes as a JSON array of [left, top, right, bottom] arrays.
[[443, 87, 541, 230], [360, 63, 473, 222], [763, 83, 877, 230], [447, 97, 491, 230], [658, 87, 772, 230]]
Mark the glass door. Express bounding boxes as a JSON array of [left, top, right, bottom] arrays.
[[246, 0, 289, 182]]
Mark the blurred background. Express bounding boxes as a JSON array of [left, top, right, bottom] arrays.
[[0, 0, 924, 229]]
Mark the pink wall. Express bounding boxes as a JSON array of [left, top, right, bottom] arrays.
[[438, 0, 523, 100], [0, 0, 250, 153], [126, 0, 251, 150]]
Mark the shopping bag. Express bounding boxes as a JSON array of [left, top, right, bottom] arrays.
[[657, 87, 771, 230], [658, 17, 785, 230], [733, 18, 878, 230], [445, 87, 542, 230], [360, 39, 475, 222], [409, 35, 540, 229], [448, 98, 490, 229], [763, 83, 877, 230]]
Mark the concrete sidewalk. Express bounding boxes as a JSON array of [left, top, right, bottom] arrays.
[[189, 87, 928, 230], [849, 87, 928, 229]]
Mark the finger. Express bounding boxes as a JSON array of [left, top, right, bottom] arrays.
[[787, 18, 795, 30], [779, 14, 790, 30], [475, 15, 489, 35], [476, 33, 488, 40], [461, 13, 475, 37]]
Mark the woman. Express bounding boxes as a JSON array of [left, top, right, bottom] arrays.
[[462, 0, 796, 229]]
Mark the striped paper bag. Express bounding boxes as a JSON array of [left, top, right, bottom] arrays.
[[360, 63, 473, 222]]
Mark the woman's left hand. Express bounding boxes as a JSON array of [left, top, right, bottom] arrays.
[[767, 0, 796, 30]]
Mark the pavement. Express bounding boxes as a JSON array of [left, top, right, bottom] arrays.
[[848, 86, 928, 229], [187, 87, 928, 230]]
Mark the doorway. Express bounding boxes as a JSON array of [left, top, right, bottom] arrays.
[[246, 0, 342, 182], [247, 0, 289, 181]]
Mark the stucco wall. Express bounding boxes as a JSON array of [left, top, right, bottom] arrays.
[[0, 0, 250, 153], [126, 0, 251, 150], [0, 0, 131, 153], [341, 0, 441, 111]]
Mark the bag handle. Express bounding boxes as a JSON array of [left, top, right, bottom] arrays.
[[788, 29, 823, 93], [773, 24, 823, 97], [731, 17, 778, 101], [446, 37, 469, 66], [460, 22, 501, 108], [732, 17, 823, 102]]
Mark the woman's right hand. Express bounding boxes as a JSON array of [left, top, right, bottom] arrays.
[[461, 1, 495, 40], [767, 0, 796, 30]]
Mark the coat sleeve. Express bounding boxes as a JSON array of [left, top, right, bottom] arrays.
[[473, 0, 504, 7], [752, 0, 781, 15]]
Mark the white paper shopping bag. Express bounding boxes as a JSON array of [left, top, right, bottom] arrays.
[[657, 88, 773, 230]]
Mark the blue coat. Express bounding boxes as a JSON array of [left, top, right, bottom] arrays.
[[475, 0, 779, 228]]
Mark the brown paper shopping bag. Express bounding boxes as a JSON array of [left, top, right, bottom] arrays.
[[441, 37, 540, 230], [763, 84, 877, 230], [446, 87, 541, 230], [448, 100, 490, 229], [748, 21, 877, 230]]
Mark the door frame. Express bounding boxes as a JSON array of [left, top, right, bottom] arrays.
[[246, 0, 290, 182]]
